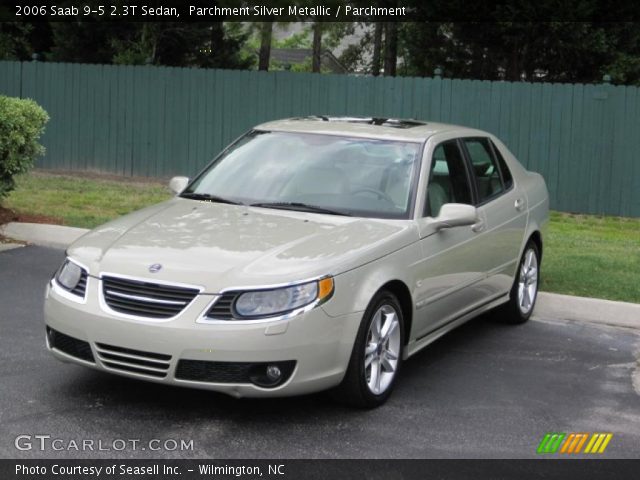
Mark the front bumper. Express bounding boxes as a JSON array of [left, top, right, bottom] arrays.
[[44, 279, 362, 397]]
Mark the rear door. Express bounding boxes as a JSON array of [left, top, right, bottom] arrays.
[[460, 137, 528, 294]]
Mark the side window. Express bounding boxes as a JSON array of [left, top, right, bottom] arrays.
[[425, 140, 472, 217], [490, 141, 513, 190], [463, 138, 504, 203]]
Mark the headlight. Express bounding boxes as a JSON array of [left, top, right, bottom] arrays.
[[56, 259, 83, 291], [234, 277, 334, 318]]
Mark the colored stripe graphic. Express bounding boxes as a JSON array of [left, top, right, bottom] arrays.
[[537, 433, 566, 454], [560, 433, 588, 454], [584, 433, 613, 454], [560, 434, 575, 453], [537, 432, 613, 454]]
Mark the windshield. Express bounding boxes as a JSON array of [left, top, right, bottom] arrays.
[[184, 131, 422, 219]]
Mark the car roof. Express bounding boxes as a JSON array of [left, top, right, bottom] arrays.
[[255, 116, 488, 142]]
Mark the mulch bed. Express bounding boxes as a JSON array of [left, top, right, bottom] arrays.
[[0, 206, 17, 225], [0, 205, 63, 226]]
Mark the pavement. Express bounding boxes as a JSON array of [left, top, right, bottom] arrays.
[[0, 245, 639, 459]]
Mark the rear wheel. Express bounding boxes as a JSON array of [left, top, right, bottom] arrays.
[[331, 290, 403, 408], [499, 240, 540, 324]]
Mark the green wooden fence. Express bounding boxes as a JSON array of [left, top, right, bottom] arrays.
[[1, 60, 639, 217]]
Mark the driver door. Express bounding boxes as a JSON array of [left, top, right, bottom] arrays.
[[412, 138, 491, 339]]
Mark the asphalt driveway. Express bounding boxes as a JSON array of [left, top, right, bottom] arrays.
[[1, 246, 639, 459]]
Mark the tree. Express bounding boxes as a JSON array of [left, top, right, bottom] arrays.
[[258, 22, 273, 71], [399, 16, 640, 85], [393, 0, 640, 84], [312, 22, 322, 73], [110, 23, 250, 69], [383, 22, 398, 76], [0, 23, 33, 60], [197, 23, 252, 69], [371, 23, 383, 76], [603, 23, 640, 84], [48, 21, 134, 64]]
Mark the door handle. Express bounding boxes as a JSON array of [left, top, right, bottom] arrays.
[[471, 220, 485, 233], [514, 198, 525, 211]]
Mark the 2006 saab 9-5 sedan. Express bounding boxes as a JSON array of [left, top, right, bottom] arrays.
[[45, 117, 548, 407]]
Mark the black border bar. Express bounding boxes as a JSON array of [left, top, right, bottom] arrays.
[[3, 459, 640, 480], [5, 0, 640, 22]]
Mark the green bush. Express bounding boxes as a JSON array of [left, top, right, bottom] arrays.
[[0, 96, 49, 200]]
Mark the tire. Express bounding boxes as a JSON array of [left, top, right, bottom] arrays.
[[499, 240, 541, 324], [331, 290, 404, 408]]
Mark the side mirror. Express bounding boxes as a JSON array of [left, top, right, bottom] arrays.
[[431, 203, 477, 230], [169, 176, 189, 195]]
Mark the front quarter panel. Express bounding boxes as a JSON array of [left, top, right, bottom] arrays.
[[321, 231, 422, 345]]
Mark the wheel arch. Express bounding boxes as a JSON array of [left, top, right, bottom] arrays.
[[529, 230, 543, 260], [377, 280, 413, 346]]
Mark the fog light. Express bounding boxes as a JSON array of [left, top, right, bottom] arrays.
[[248, 361, 295, 388], [266, 365, 281, 382]]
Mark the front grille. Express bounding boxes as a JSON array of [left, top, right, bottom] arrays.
[[102, 276, 199, 319], [176, 360, 251, 383], [47, 327, 94, 363], [175, 359, 296, 387], [204, 293, 239, 320], [95, 342, 171, 378]]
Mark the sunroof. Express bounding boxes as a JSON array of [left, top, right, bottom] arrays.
[[298, 116, 427, 129]]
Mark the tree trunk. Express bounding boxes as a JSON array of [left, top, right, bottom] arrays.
[[372, 22, 382, 76], [258, 22, 272, 71], [383, 22, 397, 77], [312, 22, 322, 73], [141, 23, 156, 64], [508, 43, 520, 81]]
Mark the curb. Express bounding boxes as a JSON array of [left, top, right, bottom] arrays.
[[533, 292, 640, 330], [1, 221, 638, 330], [0, 222, 88, 250], [0, 242, 25, 252]]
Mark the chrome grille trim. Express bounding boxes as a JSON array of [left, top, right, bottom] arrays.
[[100, 273, 202, 321], [95, 342, 172, 361], [100, 357, 168, 374], [105, 289, 188, 306], [95, 343, 172, 378]]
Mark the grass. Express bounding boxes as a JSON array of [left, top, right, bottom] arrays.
[[541, 211, 640, 304], [2, 171, 639, 303], [3, 171, 172, 229]]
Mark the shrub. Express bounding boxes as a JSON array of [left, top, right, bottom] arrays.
[[0, 96, 49, 200]]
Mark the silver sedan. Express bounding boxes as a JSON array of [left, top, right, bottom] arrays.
[[44, 117, 549, 407]]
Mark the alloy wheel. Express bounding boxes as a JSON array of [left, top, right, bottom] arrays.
[[364, 304, 401, 395], [518, 248, 539, 314]]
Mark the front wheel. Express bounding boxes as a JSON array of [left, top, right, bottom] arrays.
[[499, 240, 540, 324], [331, 290, 404, 408]]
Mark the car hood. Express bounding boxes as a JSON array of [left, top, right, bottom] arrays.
[[69, 198, 417, 292]]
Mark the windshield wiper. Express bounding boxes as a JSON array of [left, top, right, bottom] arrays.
[[180, 192, 244, 205], [250, 202, 351, 216]]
